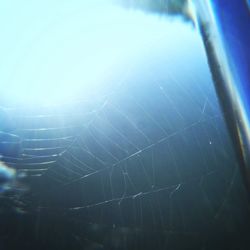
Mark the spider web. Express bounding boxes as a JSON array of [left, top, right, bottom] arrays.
[[1, 63, 248, 249], [0, 11, 249, 250]]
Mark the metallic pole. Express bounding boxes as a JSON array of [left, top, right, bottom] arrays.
[[194, 0, 250, 195]]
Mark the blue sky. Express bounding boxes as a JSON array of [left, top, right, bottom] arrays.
[[0, 0, 199, 106]]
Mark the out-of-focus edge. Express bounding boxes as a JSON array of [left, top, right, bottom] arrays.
[[193, 0, 250, 198]]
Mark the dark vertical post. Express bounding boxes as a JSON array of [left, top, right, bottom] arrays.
[[194, 0, 250, 196]]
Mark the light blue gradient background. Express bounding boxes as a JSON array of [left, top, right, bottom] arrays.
[[0, 0, 202, 106]]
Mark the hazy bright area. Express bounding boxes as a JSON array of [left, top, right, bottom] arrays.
[[0, 0, 198, 106], [0, 1, 249, 250]]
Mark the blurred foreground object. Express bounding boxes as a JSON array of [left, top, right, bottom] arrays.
[[0, 162, 16, 193], [114, 0, 193, 21], [194, 0, 250, 196], [0, 162, 27, 214]]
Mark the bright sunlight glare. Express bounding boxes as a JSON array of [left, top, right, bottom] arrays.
[[0, 0, 195, 106]]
